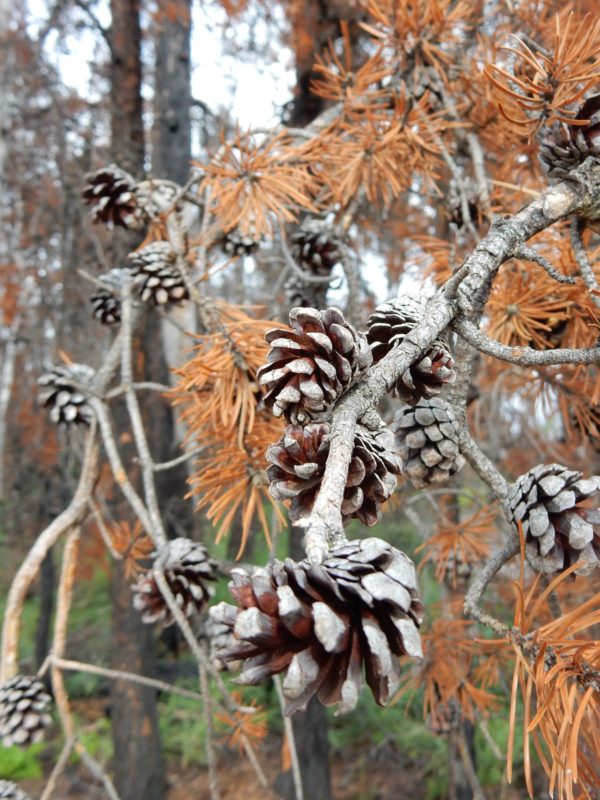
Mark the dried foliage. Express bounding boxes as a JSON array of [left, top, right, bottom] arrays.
[[486, 13, 600, 131]]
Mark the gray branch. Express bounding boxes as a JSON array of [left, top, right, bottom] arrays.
[[453, 318, 600, 366], [302, 161, 600, 562]]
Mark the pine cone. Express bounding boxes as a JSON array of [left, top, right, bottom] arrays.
[[210, 537, 424, 714], [0, 782, 32, 800], [507, 464, 600, 575], [291, 219, 341, 275], [203, 618, 241, 672], [219, 230, 260, 257], [133, 179, 179, 220], [257, 307, 372, 423], [267, 421, 401, 526], [367, 297, 455, 404], [539, 94, 600, 181], [38, 364, 95, 426], [82, 165, 146, 230], [393, 399, 465, 489], [90, 268, 127, 325], [283, 275, 329, 310], [132, 538, 219, 626], [0, 676, 52, 747], [127, 242, 189, 306]]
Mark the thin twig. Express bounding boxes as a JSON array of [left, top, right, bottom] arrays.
[[571, 216, 600, 310], [453, 317, 600, 366], [199, 657, 221, 800], [273, 676, 304, 800], [40, 736, 77, 800], [464, 536, 521, 635], [513, 243, 576, 284]]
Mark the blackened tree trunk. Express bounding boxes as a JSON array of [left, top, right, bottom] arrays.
[[108, 2, 166, 798]]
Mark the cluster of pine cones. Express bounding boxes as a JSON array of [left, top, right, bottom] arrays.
[[83, 166, 189, 325]]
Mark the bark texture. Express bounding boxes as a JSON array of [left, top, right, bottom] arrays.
[[108, 2, 165, 797]]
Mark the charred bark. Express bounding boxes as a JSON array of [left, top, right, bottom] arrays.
[[108, 2, 166, 798]]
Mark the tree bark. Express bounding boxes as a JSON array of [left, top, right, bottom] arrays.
[[108, 2, 166, 798]]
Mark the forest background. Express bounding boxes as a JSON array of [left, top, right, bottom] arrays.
[[2, 0, 600, 799]]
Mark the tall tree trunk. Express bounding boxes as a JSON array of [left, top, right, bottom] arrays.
[[108, 3, 166, 798]]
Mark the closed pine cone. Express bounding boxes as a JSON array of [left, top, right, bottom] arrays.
[[90, 268, 127, 325], [38, 364, 95, 426], [506, 463, 600, 575], [267, 421, 402, 527], [219, 230, 260, 257], [291, 219, 341, 275], [367, 297, 455, 405], [257, 307, 372, 424], [393, 399, 465, 489], [132, 538, 219, 626], [0, 782, 32, 800], [82, 164, 146, 230], [210, 537, 423, 714], [127, 242, 189, 306], [538, 94, 600, 181], [0, 676, 52, 748]]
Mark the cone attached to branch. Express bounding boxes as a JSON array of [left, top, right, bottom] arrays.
[[38, 363, 95, 426], [132, 538, 219, 626], [219, 230, 260, 257], [267, 421, 401, 526], [538, 94, 600, 181], [507, 463, 600, 574], [291, 219, 341, 275], [257, 307, 372, 423], [210, 537, 424, 714], [127, 242, 189, 306], [0, 676, 52, 748], [82, 164, 146, 230], [90, 268, 127, 326], [367, 297, 455, 405], [0, 782, 32, 800], [393, 398, 465, 489]]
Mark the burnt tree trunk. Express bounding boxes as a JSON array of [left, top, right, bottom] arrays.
[[108, 2, 166, 798]]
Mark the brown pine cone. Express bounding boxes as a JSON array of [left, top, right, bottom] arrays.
[[367, 297, 455, 405], [82, 165, 146, 230], [0, 676, 52, 747], [538, 94, 600, 181], [257, 307, 372, 423], [392, 399, 465, 489], [291, 219, 341, 275], [210, 537, 424, 714], [267, 421, 401, 527], [0, 782, 32, 800], [132, 538, 219, 626], [506, 463, 600, 574], [127, 242, 189, 306], [90, 268, 127, 325], [38, 364, 95, 426]]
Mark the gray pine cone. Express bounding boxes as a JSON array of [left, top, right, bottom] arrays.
[[127, 242, 188, 306], [393, 399, 465, 489], [257, 307, 372, 423], [90, 268, 127, 325], [367, 297, 455, 405], [506, 463, 600, 574], [0, 782, 32, 800], [38, 364, 95, 426], [0, 676, 52, 748], [210, 537, 424, 714], [219, 230, 259, 256], [267, 421, 402, 526], [132, 538, 219, 626]]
